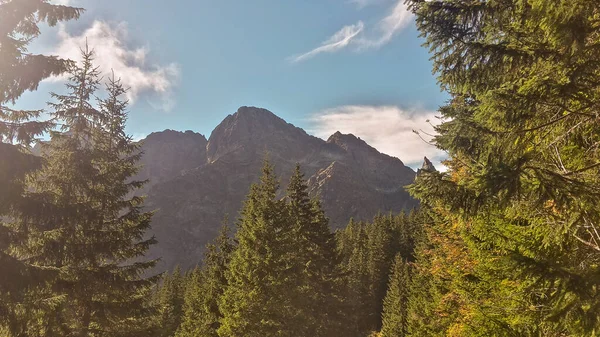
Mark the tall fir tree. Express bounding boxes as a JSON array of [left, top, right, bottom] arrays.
[[337, 212, 417, 336], [0, 1, 82, 333], [176, 225, 234, 337], [155, 266, 185, 337], [285, 164, 346, 337], [5, 48, 158, 337], [380, 254, 410, 337], [340, 219, 371, 336], [407, 0, 600, 334], [218, 160, 295, 337]]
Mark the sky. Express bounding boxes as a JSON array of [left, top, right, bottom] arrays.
[[18, 0, 449, 168]]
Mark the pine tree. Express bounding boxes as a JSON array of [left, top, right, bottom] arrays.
[[6, 48, 158, 336], [0, 0, 83, 145], [340, 219, 372, 336], [0, 1, 82, 333], [407, 0, 600, 334], [380, 254, 410, 337], [285, 164, 346, 337], [156, 267, 185, 337], [173, 267, 203, 337], [176, 225, 234, 337], [218, 160, 295, 337], [366, 214, 397, 332], [337, 212, 418, 337]]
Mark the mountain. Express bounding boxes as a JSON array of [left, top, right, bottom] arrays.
[[138, 106, 418, 271]]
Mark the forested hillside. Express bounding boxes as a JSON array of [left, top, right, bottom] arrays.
[[2, 0, 600, 336]]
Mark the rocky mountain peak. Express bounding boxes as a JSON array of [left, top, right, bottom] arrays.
[[137, 107, 419, 271], [327, 131, 379, 155], [207, 106, 317, 162], [417, 156, 436, 175], [144, 129, 207, 144], [136, 129, 208, 192]]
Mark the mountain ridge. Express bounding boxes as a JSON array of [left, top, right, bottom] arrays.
[[137, 106, 419, 271]]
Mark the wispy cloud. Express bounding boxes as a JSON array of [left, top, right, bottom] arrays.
[[357, 0, 413, 49], [309, 105, 445, 168], [288, 22, 364, 63], [289, 0, 413, 63], [48, 20, 180, 111]]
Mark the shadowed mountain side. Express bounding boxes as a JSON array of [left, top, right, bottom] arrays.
[[138, 106, 418, 271]]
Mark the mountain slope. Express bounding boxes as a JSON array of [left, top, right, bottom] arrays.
[[139, 107, 418, 271]]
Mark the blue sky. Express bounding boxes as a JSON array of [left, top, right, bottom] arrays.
[[19, 0, 448, 167]]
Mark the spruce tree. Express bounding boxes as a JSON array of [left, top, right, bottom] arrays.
[[366, 214, 397, 332], [173, 267, 203, 337], [285, 164, 346, 337], [156, 266, 185, 337], [176, 225, 234, 337], [0, 1, 82, 333], [6, 48, 158, 336], [341, 219, 372, 336], [218, 160, 294, 337], [380, 254, 410, 337], [407, 0, 600, 334], [0, 0, 83, 145], [337, 213, 417, 337]]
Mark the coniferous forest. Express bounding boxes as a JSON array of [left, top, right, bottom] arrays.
[[2, 0, 600, 336]]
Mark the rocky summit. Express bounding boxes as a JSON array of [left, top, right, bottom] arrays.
[[137, 106, 418, 271]]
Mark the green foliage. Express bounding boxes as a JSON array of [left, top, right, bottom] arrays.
[[218, 161, 349, 337], [337, 211, 419, 337], [0, 0, 83, 145], [380, 254, 411, 337], [0, 1, 82, 333], [4, 48, 157, 336], [284, 164, 347, 337], [218, 160, 292, 337], [406, 0, 600, 335], [155, 267, 185, 337], [176, 226, 234, 337]]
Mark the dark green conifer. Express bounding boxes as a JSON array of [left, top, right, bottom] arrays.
[[0, 1, 82, 333], [156, 267, 185, 337], [6, 48, 157, 336], [285, 164, 346, 337], [218, 160, 293, 337], [380, 254, 410, 337], [0, 0, 83, 145], [407, 0, 600, 334], [176, 225, 234, 337]]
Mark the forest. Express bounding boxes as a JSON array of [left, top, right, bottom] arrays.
[[2, 0, 600, 336]]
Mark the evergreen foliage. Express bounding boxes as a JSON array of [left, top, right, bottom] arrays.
[[4, 48, 157, 336], [337, 212, 418, 337], [218, 161, 350, 337], [380, 254, 410, 337], [0, 0, 83, 145], [0, 1, 82, 333], [285, 164, 346, 337], [176, 226, 234, 337], [155, 266, 185, 337], [407, 0, 600, 334], [218, 160, 295, 337]]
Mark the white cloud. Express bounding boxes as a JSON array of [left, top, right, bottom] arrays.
[[288, 22, 364, 63], [289, 0, 413, 63], [310, 105, 446, 168], [49, 20, 180, 111], [357, 0, 413, 48]]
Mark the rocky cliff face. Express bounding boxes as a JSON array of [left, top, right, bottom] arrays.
[[139, 106, 418, 271], [136, 129, 208, 193]]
